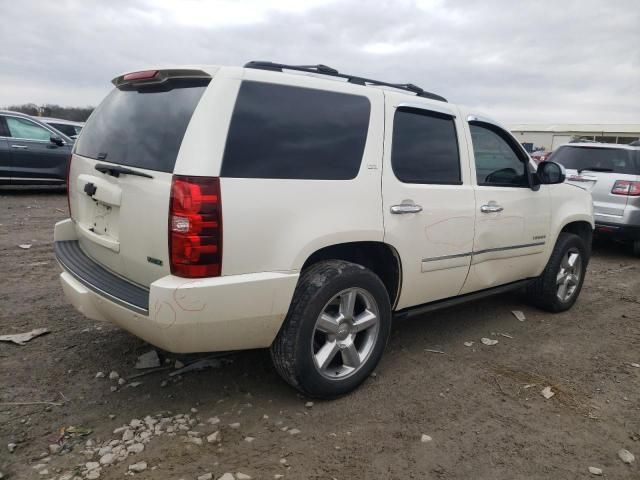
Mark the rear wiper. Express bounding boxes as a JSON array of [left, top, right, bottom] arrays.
[[95, 163, 154, 179], [577, 167, 613, 173]]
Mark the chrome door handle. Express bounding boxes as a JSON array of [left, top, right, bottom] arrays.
[[10, 145, 28, 149], [390, 203, 423, 214], [481, 204, 504, 213]]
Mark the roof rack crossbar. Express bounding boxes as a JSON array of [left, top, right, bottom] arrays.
[[244, 61, 447, 102]]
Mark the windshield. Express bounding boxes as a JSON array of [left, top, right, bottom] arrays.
[[75, 79, 208, 173], [551, 146, 639, 175]]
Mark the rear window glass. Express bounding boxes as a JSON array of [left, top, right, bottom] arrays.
[[75, 79, 208, 173], [221, 81, 370, 180], [551, 146, 639, 174]]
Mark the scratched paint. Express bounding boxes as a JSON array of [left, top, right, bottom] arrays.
[[152, 299, 177, 329], [172, 280, 207, 312], [424, 216, 474, 248]]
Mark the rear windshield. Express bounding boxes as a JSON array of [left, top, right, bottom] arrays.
[[75, 79, 208, 173], [551, 146, 639, 175]]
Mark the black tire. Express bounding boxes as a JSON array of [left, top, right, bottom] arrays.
[[633, 240, 640, 257], [270, 260, 392, 399], [526, 232, 589, 312]]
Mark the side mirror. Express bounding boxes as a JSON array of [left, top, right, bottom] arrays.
[[537, 161, 566, 185], [50, 135, 65, 147]]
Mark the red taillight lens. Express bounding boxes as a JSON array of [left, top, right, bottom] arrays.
[[66, 155, 72, 218], [611, 180, 640, 196], [123, 70, 158, 81], [169, 176, 222, 278]]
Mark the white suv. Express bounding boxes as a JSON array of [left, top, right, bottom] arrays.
[[54, 62, 594, 398]]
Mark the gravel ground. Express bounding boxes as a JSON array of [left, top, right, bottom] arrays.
[[1, 189, 639, 480]]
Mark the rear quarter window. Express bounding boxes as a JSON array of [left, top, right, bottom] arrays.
[[221, 81, 371, 180]]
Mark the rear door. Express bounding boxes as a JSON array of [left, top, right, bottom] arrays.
[[69, 70, 211, 287], [3, 115, 71, 181], [382, 94, 475, 309], [553, 145, 638, 221]]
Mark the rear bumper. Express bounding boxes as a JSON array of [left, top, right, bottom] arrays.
[[54, 219, 299, 353], [594, 221, 640, 241]]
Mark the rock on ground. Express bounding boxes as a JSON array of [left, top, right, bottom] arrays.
[[588, 466, 603, 475], [129, 461, 148, 472], [135, 350, 161, 369], [541, 386, 555, 399], [618, 448, 635, 464]]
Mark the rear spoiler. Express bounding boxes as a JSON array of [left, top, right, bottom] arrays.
[[112, 69, 211, 89]]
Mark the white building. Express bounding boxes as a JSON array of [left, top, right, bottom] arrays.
[[510, 124, 640, 152]]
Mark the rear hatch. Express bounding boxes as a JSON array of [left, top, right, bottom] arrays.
[[551, 145, 640, 220], [68, 69, 211, 287]]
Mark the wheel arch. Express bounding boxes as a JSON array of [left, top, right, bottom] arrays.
[[559, 219, 594, 255], [301, 241, 403, 309]]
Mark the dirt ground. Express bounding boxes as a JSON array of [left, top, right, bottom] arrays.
[[1, 188, 639, 480]]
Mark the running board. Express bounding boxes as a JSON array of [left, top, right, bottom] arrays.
[[395, 279, 534, 319]]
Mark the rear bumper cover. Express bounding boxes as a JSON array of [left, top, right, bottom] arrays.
[[54, 219, 299, 353], [594, 221, 640, 241]]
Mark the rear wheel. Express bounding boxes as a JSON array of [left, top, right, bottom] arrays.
[[527, 233, 588, 312], [270, 260, 391, 398]]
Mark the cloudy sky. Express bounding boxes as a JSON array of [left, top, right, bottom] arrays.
[[0, 0, 638, 123]]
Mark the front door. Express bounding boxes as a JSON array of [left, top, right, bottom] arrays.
[[460, 115, 551, 294], [4, 115, 70, 181], [382, 94, 475, 310]]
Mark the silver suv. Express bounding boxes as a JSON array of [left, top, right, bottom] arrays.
[[551, 142, 640, 255]]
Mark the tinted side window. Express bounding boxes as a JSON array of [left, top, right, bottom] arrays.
[[6, 117, 52, 141], [470, 124, 528, 187], [221, 82, 370, 180], [391, 108, 460, 184]]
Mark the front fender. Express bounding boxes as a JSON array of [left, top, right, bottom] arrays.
[[546, 183, 594, 257]]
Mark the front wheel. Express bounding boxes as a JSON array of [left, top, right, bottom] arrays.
[[270, 260, 392, 398], [527, 233, 589, 312]]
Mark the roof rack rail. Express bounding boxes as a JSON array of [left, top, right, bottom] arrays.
[[244, 61, 447, 103]]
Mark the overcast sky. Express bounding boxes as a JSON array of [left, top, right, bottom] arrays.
[[0, 0, 638, 123]]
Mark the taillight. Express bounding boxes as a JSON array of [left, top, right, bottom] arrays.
[[66, 155, 72, 218], [611, 180, 640, 196], [169, 176, 222, 278]]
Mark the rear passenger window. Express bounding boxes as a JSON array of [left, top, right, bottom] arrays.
[[391, 108, 461, 184], [221, 81, 370, 180]]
